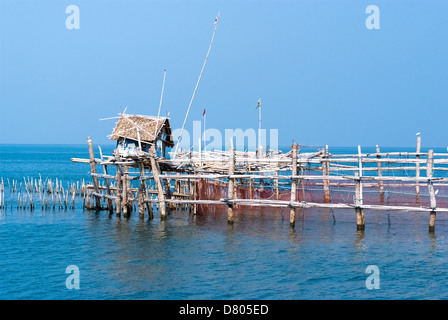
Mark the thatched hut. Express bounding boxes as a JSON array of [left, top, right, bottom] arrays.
[[109, 114, 174, 157]]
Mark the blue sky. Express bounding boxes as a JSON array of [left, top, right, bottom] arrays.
[[0, 0, 447, 148]]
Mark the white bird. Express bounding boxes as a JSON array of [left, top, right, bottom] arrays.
[[416, 132, 421, 136]]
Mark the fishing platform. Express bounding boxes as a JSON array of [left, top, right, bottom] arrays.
[[71, 116, 448, 233]]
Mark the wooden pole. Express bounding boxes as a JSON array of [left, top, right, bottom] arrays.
[[323, 145, 330, 202], [138, 182, 145, 218], [138, 163, 149, 219], [150, 145, 167, 219], [290, 144, 298, 228], [191, 167, 198, 214], [87, 137, 101, 209], [354, 171, 365, 231], [126, 166, 133, 213], [115, 165, 123, 216], [248, 163, 253, 200], [99, 146, 113, 213], [427, 149, 436, 232], [274, 171, 279, 200], [415, 136, 421, 195], [174, 11, 220, 156], [227, 141, 235, 224], [376, 145, 384, 199], [122, 166, 129, 217]]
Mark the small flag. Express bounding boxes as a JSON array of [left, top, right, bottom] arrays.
[[256, 99, 261, 109], [214, 16, 219, 25], [203, 108, 206, 116]]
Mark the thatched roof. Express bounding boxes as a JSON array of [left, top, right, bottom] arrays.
[[109, 114, 174, 147]]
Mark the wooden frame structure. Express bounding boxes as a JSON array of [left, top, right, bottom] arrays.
[[71, 136, 448, 233]]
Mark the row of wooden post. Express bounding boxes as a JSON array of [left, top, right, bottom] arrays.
[[0, 175, 84, 212], [352, 145, 436, 233], [86, 136, 440, 233], [225, 141, 438, 232]]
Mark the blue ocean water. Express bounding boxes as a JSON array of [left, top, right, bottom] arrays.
[[1, 144, 448, 300]]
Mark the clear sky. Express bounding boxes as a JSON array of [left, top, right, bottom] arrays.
[[0, 0, 447, 148]]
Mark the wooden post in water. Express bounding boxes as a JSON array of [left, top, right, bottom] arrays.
[[274, 171, 279, 200], [322, 145, 330, 203], [227, 141, 235, 224], [138, 182, 145, 218], [290, 144, 298, 228], [192, 168, 198, 214], [87, 137, 101, 209], [354, 171, 365, 231], [248, 163, 253, 200], [115, 165, 123, 216], [138, 163, 149, 219], [125, 166, 133, 214], [122, 167, 129, 217], [415, 136, 422, 195], [427, 149, 436, 232], [150, 145, 167, 219]]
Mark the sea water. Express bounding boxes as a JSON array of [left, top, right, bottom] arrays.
[[1, 144, 448, 300]]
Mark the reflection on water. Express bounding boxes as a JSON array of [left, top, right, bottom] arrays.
[[2, 145, 448, 299], [1, 203, 448, 299]]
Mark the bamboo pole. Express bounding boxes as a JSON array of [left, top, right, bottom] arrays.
[[125, 166, 132, 214], [290, 144, 298, 228], [115, 165, 123, 216], [175, 11, 220, 155], [150, 145, 167, 219], [138, 163, 146, 218], [87, 137, 101, 209], [427, 149, 436, 232], [227, 141, 235, 224], [274, 171, 279, 200], [193, 168, 198, 214], [415, 136, 421, 195], [122, 166, 129, 217], [376, 145, 384, 196], [322, 145, 330, 202], [354, 172, 365, 231]]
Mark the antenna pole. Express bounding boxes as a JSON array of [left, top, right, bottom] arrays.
[[157, 69, 167, 118], [258, 104, 261, 148], [203, 109, 206, 152], [174, 12, 220, 156]]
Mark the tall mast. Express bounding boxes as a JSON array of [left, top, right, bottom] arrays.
[[174, 12, 220, 156]]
